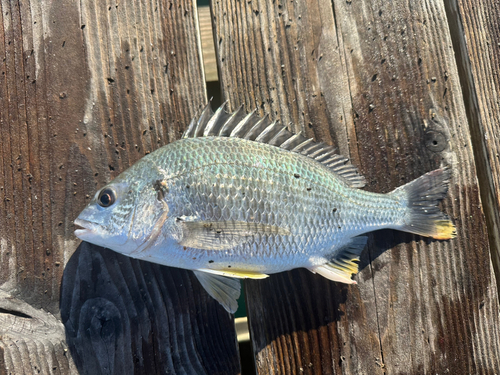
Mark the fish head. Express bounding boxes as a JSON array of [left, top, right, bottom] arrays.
[[74, 163, 168, 255]]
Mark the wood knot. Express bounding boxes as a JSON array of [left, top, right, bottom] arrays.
[[424, 130, 447, 152]]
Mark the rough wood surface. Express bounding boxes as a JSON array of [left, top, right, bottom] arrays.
[[445, 0, 500, 299], [60, 243, 240, 375], [212, 0, 500, 374], [0, 0, 241, 373]]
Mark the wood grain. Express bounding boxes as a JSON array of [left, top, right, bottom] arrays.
[[211, 0, 356, 157], [0, 0, 82, 371], [0, 0, 241, 373], [0, 290, 77, 374], [60, 243, 240, 375], [335, 1, 499, 372], [212, 0, 500, 373], [445, 0, 500, 302]]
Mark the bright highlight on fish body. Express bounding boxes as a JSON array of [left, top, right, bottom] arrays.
[[74, 104, 456, 313]]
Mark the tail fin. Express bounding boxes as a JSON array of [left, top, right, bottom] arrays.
[[393, 167, 456, 240]]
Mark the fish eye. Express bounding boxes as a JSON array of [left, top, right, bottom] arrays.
[[98, 188, 116, 207]]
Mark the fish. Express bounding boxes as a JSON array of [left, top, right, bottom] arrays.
[[74, 104, 456, 313]]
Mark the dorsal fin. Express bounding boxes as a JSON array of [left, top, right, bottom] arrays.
[[182, 103, 366, 188]]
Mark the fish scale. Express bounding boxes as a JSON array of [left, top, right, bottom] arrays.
[[74, 104, 456, 313], [163, 137, 402, 264]]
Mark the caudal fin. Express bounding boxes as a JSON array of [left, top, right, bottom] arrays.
[[393, 167, 456, 239]]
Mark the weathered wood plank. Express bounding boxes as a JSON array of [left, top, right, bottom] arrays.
[[0, 0, 241, 373], [445, 0, 500, 301], [0, 0, 82, 371], [211, 0, 355, 158], [212, 0, 500, 373], [334, 1, 500, 372], [0, 290, 75, 374]]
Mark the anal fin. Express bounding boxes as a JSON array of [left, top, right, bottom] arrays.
[[309, 236, 368, 284], [193, 270, 241, 313]]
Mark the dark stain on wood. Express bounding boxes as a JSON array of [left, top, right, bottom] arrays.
[[60, 243, 240, 374]]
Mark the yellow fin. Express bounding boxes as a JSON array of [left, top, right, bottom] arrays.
[[395, 168, 456, 240], [432, 220, 456, 240], [310, 263, 357, 284], [309, 236, 368, 284], [196, 268, 269, 279]]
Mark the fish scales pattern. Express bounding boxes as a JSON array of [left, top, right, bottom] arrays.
[[148, 137, 405, 272]]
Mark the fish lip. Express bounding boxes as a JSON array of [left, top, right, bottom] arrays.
[[74, 218, 101, 238]]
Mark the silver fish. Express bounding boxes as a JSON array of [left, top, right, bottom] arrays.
[[74, 104, 456, 313]]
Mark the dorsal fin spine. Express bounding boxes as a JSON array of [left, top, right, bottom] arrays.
[[310, 146, 334, 159], [254, 121, 278, 143], [203, 104, 227, 136], [244, 115, 270, 140], [302, 143, 323, 154], [183, 118, 196, 138], [306, 145, 325, 156], [279, 132, 303, 149], [269, 127, 289, 146], [219, 105, 245, 136], [322, 156, 340, 165], [195, 104, 214, 137], [315, 153, 337, 163], [230, 110, 256, 137], [182, 103, 366, 188], [291, 138, 314, 152]]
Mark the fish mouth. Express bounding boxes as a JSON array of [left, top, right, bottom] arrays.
[[74, 218, 101, 239]]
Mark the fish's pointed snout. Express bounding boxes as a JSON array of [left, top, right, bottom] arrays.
[[73, 218, 98, 240]]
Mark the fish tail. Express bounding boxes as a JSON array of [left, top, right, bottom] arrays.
[[393, 167, 456, 240]]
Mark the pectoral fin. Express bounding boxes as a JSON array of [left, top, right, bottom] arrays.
[[309, 236, 368, 284], [179, 220, 290, 250], [193, 270, 241, 313]]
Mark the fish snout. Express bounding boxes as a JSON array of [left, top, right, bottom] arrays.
[[74, 218, 101, 240]]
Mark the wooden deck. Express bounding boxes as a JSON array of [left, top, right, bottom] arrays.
[[1, 0, 499, 374]]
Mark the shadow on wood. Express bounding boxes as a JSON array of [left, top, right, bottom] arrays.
[[245, 269, 352, 373], [60, 242, 241, 375], [357, 229, 453, 276]]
